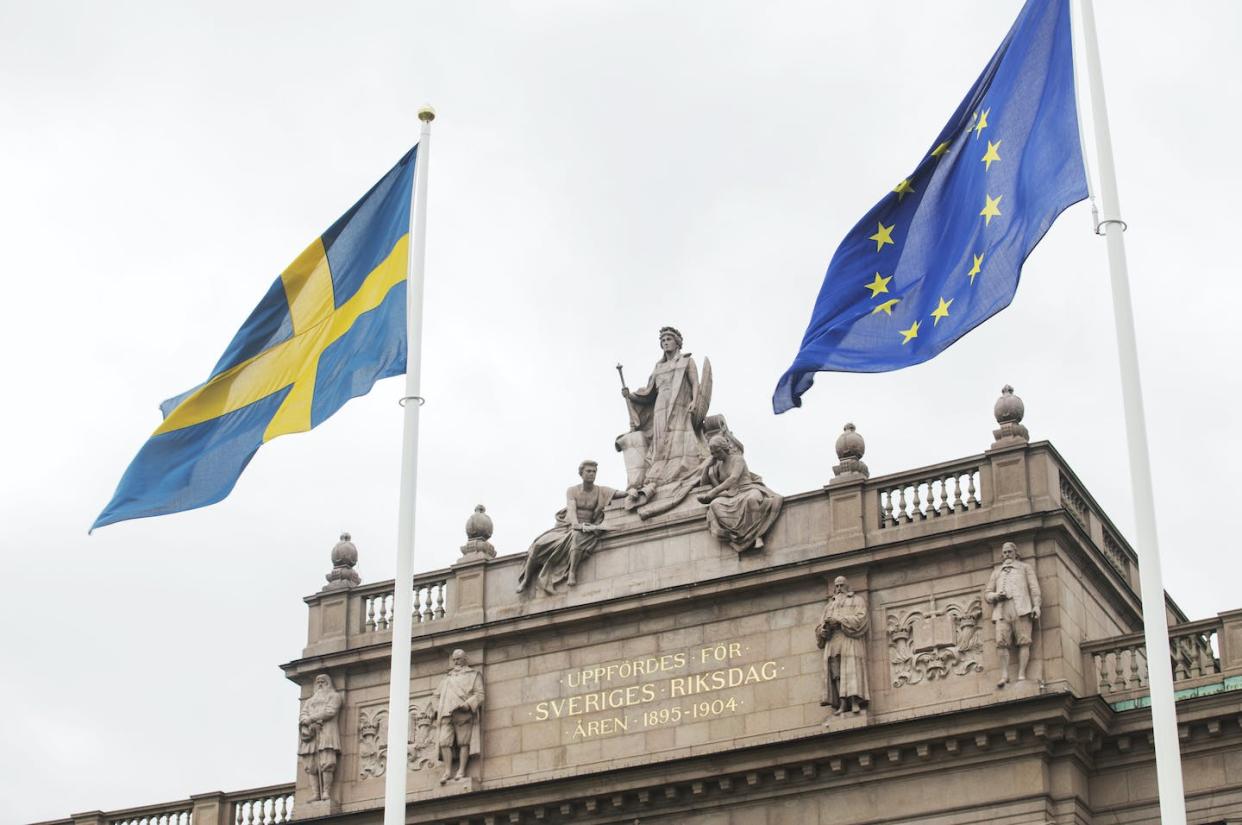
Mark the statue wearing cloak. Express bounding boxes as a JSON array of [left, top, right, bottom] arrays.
[[620, 326, 711, 517], [815, 577, 871, 715]]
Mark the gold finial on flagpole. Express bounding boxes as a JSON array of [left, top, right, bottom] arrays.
[[418, 105, 436, 122]]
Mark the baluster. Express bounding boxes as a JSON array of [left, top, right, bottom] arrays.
[[381, 594, 393, 630], [435, 582, 445, 618], [1127, 645, 1142, 689], [914, 482, 927, 520], [278, 794, 290, 823], [417, 585, 428, 622], [966, 472, 978, 508], [880, 490, 893, 527], [945, 476, 959, 512], [1094, 653, 1108, 693], [1206, 633, 1220, 675], [365, 596, 376, 631], [896, 485, 908, 522], [931, 478, 943, 517], [1183, 637, 1199, 679], [1169, 639, 1186, 681]]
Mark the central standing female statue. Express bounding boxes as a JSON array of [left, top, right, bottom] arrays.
[[620, 326, 712, 516]]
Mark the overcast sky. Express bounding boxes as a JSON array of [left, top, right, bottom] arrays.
[[3, 1, 1239, 821]]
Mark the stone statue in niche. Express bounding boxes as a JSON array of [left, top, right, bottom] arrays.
[[617, 326, 712, 517], [432, 649, 485, 784], [298, 673, 343, 802], [985, 541, 1042, 687], [517, 460, 622, 595], [816, 576, 870, 720], [697, 432, 783, 553], [886, 593, 984, 687]]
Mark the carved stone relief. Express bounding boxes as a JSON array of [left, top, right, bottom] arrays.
[[886, 589, 984, 687], [357, 698, 440, 778]]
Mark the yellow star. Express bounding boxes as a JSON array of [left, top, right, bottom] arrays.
[[872, 298, 901, 316], [981, 139, 1002, 171], [980, 193, 1003, 225], [931, 296, 953, 326], [967, 253, 984, 283], [930, 141, 951, 159], [869, 221, 895, 252], [893, 178, 916, 201], [865, 272, 892, 298], [973, 107, 990, 139], [899, 320, 920, 344]]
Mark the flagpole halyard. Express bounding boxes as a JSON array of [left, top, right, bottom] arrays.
[[1073, 2, 1187, 822], [383, 104, 435, 825]]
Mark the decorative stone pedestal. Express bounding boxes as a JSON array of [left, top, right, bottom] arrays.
[[294, 799, 339, 820], [418, 777, 480, 799], [821, 708, 869, 731], [994, 678, 1043, 699]]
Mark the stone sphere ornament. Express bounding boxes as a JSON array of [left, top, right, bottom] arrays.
[[991, 385, 1030, 448], [323, 532, 361, 591], [461, 505, 497, 558], [831, 423, 869, 482]]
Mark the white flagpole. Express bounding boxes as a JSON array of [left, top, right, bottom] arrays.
[[1074, 3, 1186, 822], [383, 105, 435, 825]]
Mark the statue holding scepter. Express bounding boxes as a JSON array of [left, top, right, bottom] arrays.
[[617, 326, 712, 517]]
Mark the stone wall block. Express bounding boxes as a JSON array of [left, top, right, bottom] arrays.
[[825, 480, 866, 553], [189, 792, 229, 825], [1219, 609, 1242, 673]]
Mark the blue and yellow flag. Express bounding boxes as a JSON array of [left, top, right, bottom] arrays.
[[773, 0, 1087, 413], [93, 147, 418, 530]]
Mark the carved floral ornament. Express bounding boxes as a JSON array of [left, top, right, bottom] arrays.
[[886, 593, 985, 687], [358, 701, 441, 778]]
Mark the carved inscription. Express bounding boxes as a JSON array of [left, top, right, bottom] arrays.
[[525, 642, 783, 741]]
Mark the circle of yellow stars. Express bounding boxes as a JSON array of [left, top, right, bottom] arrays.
[[861, 106, 1005, 345]]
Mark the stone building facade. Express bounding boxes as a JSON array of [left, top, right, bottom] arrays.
[[41, 389, 1242, 825]]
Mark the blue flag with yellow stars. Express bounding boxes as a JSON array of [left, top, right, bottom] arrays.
[[773, 0, 1087, 413], [93, 147, 417, 530]]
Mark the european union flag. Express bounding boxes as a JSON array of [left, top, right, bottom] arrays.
[[773, 0, 1087, 413], [93, 147, 418, 530]]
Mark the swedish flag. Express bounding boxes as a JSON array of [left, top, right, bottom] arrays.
[[773, 0, 1087, 413], [93, 147, 417, 530]]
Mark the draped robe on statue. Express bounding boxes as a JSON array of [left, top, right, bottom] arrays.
[[518, 483, 618, 595], [623, 353, 709, 515], [432, 665, 485, 756], [700, 452, 783, 553], [816, 591, 870, 709]]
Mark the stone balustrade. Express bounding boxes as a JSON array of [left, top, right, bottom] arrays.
[[359, 575, 449, 634], [875, 464, 983, 528], [38, 784, 294, 825], [228, 787, 296, 825], [1082, 613, 1242, 707]]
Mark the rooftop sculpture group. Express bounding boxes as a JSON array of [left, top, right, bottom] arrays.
[[518, 327, 784, 596]]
